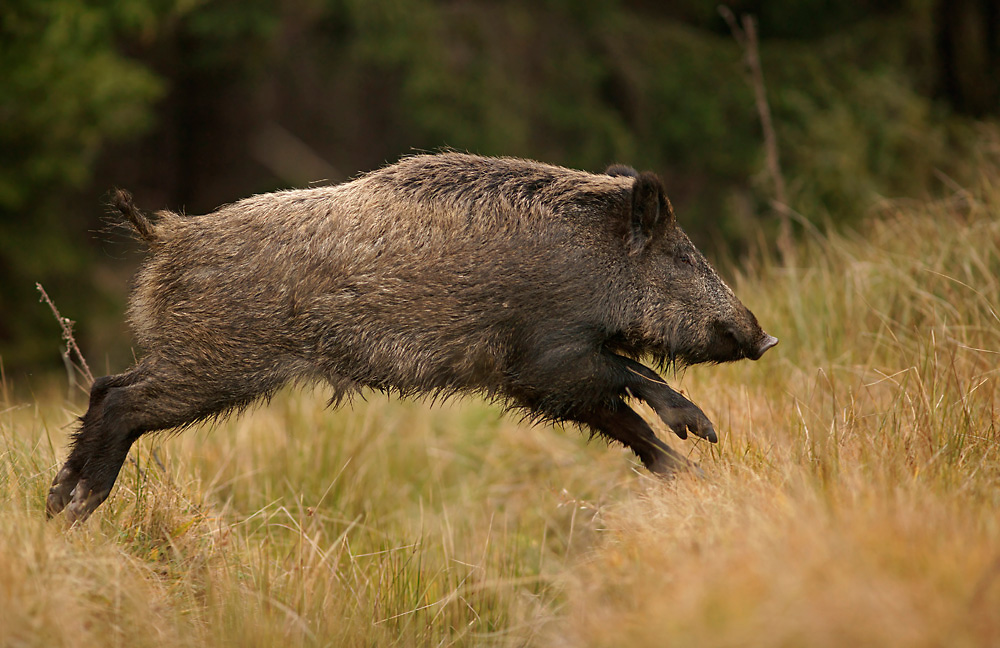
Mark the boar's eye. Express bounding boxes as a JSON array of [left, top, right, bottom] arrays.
[[677, 253, 694, 267]]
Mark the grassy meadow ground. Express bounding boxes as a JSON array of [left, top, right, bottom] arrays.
[[2, 174, 999, 647]]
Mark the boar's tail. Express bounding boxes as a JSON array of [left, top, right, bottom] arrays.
[[111, 188, 157, 243]]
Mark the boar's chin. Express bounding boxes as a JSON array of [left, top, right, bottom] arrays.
[[651, 335, 761, 368], [676, 347, 744, 366], [648, 344, 722, 369]]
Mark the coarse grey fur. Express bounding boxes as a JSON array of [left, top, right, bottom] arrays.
[[47, 152, 777, 523]]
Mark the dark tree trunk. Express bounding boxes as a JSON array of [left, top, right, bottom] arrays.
[[936, 0, 1000, 116]]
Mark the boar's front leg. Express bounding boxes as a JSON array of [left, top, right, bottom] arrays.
[[615, 356, 718, 443], [575, 398, 699, 476], [510, 342, 704, 475]]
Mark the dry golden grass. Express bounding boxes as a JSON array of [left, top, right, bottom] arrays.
[[2, 172, 998, 646]]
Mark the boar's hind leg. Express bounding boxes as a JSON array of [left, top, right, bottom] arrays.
[[577, 399, 699, 476], [47, 360, 263, 523], [46, 373, 136, 520]]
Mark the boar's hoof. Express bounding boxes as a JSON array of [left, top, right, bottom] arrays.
[[698, 425, 718, 444], [62, 480, 111, 525], [658, 404, 718, 444], [45, 465, 80, 518]]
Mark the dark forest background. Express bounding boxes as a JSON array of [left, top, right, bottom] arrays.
[[2, 0, 998, 376]]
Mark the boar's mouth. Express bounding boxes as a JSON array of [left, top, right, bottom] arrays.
[[651, 325, 778, 367]]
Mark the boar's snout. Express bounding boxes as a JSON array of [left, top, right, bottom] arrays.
[[711, 317, 778, 363], [749, 334, 779, 361]]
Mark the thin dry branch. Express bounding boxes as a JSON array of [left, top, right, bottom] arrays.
[[37, 282, 94, 396], [719, 6, 795, 266]]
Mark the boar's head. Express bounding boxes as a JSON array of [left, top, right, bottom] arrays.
[[624, 172, 778, 367]]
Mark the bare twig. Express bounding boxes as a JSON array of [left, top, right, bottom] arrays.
[[719, 6, 795, 266], [37, 283, 94, 397]]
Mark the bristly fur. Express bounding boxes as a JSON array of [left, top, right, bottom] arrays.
[[46, 152, 775, 522]]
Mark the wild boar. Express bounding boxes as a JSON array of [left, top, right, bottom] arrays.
[[46, 153, 777, 522]]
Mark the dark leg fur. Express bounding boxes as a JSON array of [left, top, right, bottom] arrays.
[[47, 360, 275, 523], [47, 339, 709, 521], [45, 374, 127, 519], [575, 399, 699, 476], [48, 370, 158, 523], [510, 339, 712, 475], [615, 356, 717, 443]]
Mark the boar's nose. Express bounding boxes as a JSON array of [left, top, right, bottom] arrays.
[[750, 334, 779, 361]]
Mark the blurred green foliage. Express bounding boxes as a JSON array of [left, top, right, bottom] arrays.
[[0, 0, 170, 368], [0, 0, 993, 373], [0, 0, 167, 210]]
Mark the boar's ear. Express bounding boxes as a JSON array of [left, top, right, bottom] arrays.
[[605, 164, 639, 178], [628, 172, 675, 254]]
